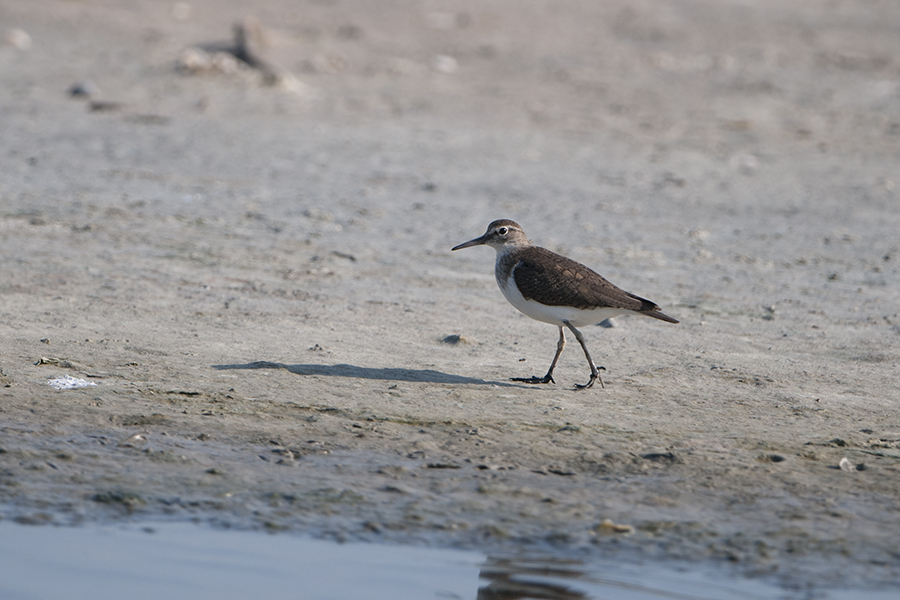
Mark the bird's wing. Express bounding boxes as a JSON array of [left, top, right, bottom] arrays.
[[512, 247, 648, 311]]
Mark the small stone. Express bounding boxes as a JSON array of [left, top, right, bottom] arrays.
[[120, 433, 147, 448], [68, 81, 100, 98], [838, 457, 853, 471], [4, 29, 31, 50], [433, 55, 458, 74], [593, 519, 634, 535], [760, 454, 785, 463]]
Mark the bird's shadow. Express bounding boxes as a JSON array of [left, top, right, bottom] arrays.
[[212, 361, 515, 387]]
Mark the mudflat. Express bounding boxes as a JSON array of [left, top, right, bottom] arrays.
[[1, 0, 898, 593]]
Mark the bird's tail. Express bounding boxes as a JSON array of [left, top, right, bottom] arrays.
[[627, 292, 679, 323], [644, 310, 679, 324]]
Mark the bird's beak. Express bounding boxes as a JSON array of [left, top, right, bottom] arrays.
[[451, 234, 489, 251]]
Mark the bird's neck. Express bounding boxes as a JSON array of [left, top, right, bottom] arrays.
[[494, 243, 526, 286]]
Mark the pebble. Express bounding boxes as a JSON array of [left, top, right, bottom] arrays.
[[433, 55, 458, 74], [68, 81, 100, 98], [593, 519, 634, 535], [4, 28, 31, 50]]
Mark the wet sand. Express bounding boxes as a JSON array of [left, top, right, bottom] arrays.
[[1, 0, 899, 594]]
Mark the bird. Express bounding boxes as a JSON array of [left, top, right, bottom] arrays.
[[452, 219, 678, 389]]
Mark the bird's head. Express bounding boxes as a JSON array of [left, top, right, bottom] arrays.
[[452, 219, 529, 252]]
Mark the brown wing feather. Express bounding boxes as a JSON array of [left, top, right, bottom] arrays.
[[513, 247, 679, 323], [512, 247, 642, 310]]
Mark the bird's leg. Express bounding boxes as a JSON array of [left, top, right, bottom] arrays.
[[511, 326, 565, 385], [563, 321, 605, 389]]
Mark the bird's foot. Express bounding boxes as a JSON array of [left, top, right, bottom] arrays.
[[574, 366, 606, 390], [511, 374, 555, 385]]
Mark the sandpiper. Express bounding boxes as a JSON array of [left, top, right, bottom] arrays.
[[452, 219, 678, 389]]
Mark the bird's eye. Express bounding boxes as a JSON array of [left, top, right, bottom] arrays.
[[498, 227, 508, 235]]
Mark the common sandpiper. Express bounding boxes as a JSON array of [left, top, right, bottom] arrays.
[[452, 219, 678, 389]]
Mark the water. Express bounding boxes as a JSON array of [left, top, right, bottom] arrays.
[[0, 520, 893, 599]]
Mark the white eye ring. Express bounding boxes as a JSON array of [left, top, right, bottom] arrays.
[[497, 227, 508, 235]]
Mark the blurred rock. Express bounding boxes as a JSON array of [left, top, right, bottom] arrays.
[[433, 55, 458, 74], [4, 28, 31, 50], [68, 81, 100, 98]]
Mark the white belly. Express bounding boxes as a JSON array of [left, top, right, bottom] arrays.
[[498, 274, 626, 327]]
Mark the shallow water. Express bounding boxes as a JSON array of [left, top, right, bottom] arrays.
[[0, 520, 892, 600]]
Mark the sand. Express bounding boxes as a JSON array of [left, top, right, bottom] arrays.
[[1, 0, 899, 593]]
